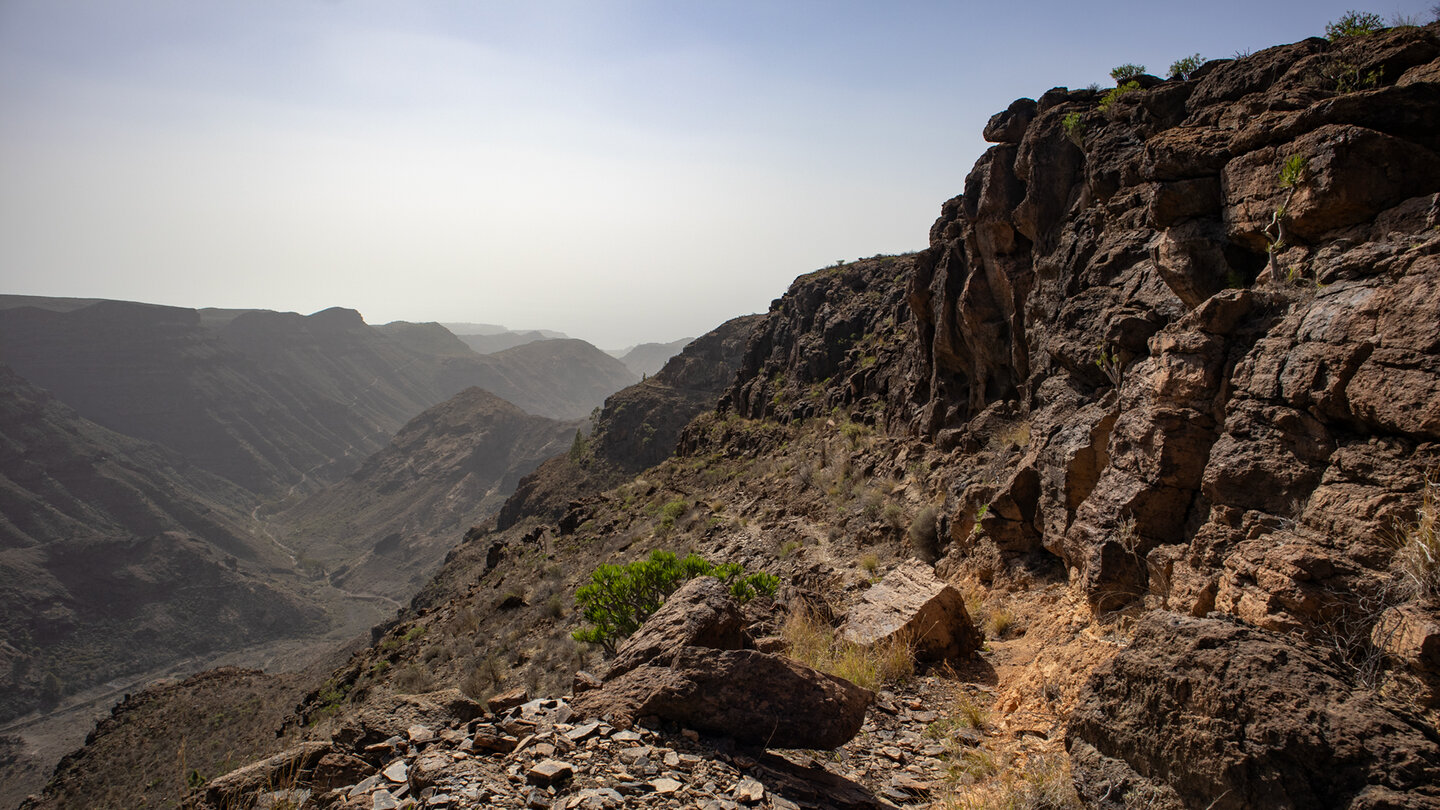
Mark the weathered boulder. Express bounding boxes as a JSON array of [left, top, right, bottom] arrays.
[[1067, 612, 1440, 810], [840, 559, 981, 661], [331, 689, 485, 755], [605, 576, 749, 679], [572, 647, 872, 749], [200, 741, 331, 808]]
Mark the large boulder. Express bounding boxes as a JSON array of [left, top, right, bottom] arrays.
[[840, 559, 982, 661], [573, 576, 872, 749], [1066, 613, 1440, 810], [199, 741, 332, 809], [605, 576, 749, 679], [572, 647, 872, 749]]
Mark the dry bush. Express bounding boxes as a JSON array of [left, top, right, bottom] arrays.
[[780, 606, 913, 690], [1393, 475, 1440, 602], [938, 751, 1081, 809]]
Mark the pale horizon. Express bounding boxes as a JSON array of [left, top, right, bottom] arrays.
[[2, 0, 1432, 348]]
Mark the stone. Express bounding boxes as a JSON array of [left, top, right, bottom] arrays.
[[1067, 612, 1440, 809], [202, 741, 331, 809], [572, 647, 872, 749], [565, 721, 602, 743], [406, 724, 434, 744], [526, 759, 575, 787], [733, 775, 765, 803], [840, 559, 982, 661], [606, 576, 749, 680], [332, 690, 485, 753], [372, 790, 399, 810], [381, 760, 407, 784], [650, 776, 683, 794], [487, 686, 531, 714], [470, 726, 520, 754]]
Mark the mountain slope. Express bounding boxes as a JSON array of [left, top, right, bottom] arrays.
[[0, 301, 636, 495], [272, 387, 580, 601], [0, 366, 325, 724], [613, 337, 693, 377]]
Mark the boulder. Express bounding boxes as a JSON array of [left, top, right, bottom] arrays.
[[1067, 613, 1440, 810], [571, 647, 872, 749], [201, 741, 331, 808], [606, 576, 749, 679], [331, 689, 485, 755], [840, 559, 981, 661]]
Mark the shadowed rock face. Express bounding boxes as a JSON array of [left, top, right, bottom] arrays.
[[1067, 613, 1440, 810]]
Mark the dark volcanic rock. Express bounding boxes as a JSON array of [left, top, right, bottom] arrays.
[[1067, 613, 1440, 810], [573, 647, 872, 750], [605, 576, 750, 679]]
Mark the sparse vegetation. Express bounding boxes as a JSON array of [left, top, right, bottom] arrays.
[[1061, 112, 1085, 147], [1167, 53, 1205, 80], [1094, 342, 1124, 387], [1109, 63, 1146, 82], [909, 506, 941, 561], [781, 606, 914, 690], [572, 550, 778, 653], [1393, 474, 1440, 602], [1097, 80, 1142, 114], [1325, 10, 1385, 40]]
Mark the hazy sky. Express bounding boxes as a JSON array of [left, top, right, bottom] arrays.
[[2, 1, 1433, 348]]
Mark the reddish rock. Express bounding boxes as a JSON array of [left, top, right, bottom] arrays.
[[572, 647, 872, 749], [1067, 613, 1440, 810], [840, 559, 981, 661], [605, 576, 749, 679]]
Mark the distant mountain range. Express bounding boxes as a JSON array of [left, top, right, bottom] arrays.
[[0, 295, 662, 743]]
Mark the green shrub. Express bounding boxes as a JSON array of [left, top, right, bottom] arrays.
[[1279, 153, 1308, 188], [1167, 53, 1205, 80], [1109, 63, 1146, 82], [1326, 10, 1384, 39], [1097, 80, 1142, 113], [572, 550, 779, 652], [1061, 112, 1085, 147]]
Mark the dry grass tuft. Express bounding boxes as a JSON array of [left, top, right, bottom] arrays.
[[937, 751, 1081, 809], [1394, 475, 1440, 602], [780, 606, 914, 691]]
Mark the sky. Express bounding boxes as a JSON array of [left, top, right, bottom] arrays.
[[1, 1, 1435, 349]]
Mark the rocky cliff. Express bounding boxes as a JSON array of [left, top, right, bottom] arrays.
[[25, 21, 1440, 810]]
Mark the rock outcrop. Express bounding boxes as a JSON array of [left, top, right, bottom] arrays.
[[1067, 612, 1440, 809], [572, 577, 872, 750], [841, 559, 982, 662]]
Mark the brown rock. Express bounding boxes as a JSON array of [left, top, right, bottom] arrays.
[[840, 559, 981, 661], [606, 576, 748, 679], [526, 759, 574, 786], [201, 742, 331, 808], [571, 647, 872, 749], [1067, 613, 1440, 810], [486, 685, 530, 714]]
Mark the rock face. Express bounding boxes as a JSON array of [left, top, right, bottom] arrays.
[[1067, 613, 1440, 810], [840, 559, 982, 661], [572, 577, 872, 749]]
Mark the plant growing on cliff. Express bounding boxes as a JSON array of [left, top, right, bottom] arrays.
[[1109, 63, 1146, 82], [1167, 53, 1205, 80], [1097, 81, 1142, 114], [1094, 343, 1125, 387], [572, 550, 778, 653], [1061, 112, 1086, 147], [1325, 10, 1384, 40], [1266, 153, 1308, 278]]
